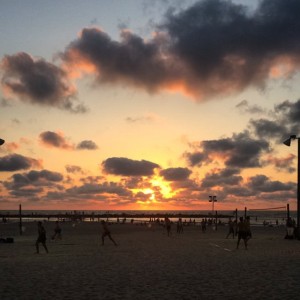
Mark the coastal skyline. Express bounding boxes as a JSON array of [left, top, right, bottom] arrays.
[[1, 0, 300, 210]]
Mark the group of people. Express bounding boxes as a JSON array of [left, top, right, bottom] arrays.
[[225, 216, 252, 249], [35, 216, 254, 254], [35, 219, 117, 254], [35, 221, 62, 254]]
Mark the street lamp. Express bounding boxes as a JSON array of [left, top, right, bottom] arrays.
[[209, 195, 217, 213], [283, 135, 300, 239], [0, 138, 5, 146]]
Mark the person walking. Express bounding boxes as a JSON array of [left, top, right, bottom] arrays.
[[101, 220, 117, 246], [35, 221, 49, 254]]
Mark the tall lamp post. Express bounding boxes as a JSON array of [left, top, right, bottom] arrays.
[[209, 195, 217, 213], [283, 135, 300, 239]]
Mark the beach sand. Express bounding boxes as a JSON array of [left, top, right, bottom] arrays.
[[1, 221, 300, 300]]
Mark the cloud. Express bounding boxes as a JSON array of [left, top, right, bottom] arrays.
[[162, 0, 300, 98], [274, 99, 300, 133], [39, 131, 74, 150], [160, 167, 191, 181], [201, 168, 242, 188], [247, 174, 295, 193], [0, 142, 19, 153], [249, 118, 289, 142], [249, 99, 300, 143], [263, 154, 296, 173], [3, 169, 63, 197], [65, 165, 83, 174], [0, 52, 87, 113], [102, 157, 160, 176], [125, 113, 162, 123], [66, 182, 131, 197], [236, 100, 266, 114], [60, 0, 300, 101], [0, 154, 42, 171], [76, 140, 98, 150], [184, 151, 208, 167], [201, 131, 270, 168]]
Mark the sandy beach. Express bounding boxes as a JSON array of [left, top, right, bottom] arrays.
[[1, 221, 300, 300]]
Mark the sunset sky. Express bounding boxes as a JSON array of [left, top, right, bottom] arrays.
[[1, 0, 300, 211]]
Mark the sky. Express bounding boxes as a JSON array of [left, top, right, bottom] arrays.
[[1, 0, 300, 211]]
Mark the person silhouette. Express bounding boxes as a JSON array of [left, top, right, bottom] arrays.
[[101, 220, 117, 246], [165, 217, 171, 236], [35, 221, 48, 254], [236, 217, 248, 250], [51, 221, 62, 240], [177, 218, 183, 234], [226, 217, 235, 239]]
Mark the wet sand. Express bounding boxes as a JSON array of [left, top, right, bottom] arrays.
[[1, 221, 300, 299]]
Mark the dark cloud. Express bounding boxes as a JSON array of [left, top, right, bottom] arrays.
[[1, 52, 87, 113], [160, 167, 191, 181], [224, 186, 255, 197], [249, 99, 300, 143], [247, 174, 295, 193], [184, 151, 207, 167], [102, 157, 160, 176], [76, 140, 98, 150], [201, 168, 242, 188], [67, 182, 131, 197], [163, 0, 300, 98], [62, 28, 175, 93], [249, 118, 289, 142], [60, 0, 300, 100], [202, 132, 270, 168], [275, 99, 300, 134], [39, 131, 74, 150], [0, 154, 42, 172], [3, 170, 63, 194]]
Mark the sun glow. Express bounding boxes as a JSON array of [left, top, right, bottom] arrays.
[[150, 177, 175, 199]]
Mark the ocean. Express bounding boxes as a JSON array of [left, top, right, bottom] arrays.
[[0, 209, 296, 226]]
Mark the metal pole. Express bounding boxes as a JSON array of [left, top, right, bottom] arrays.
[[235, 209, 238, 236], [287, 203, 290, 220], [19, 204, 22, 236], [215, 210, 218, 231], [244, 207, 247, 219], [297, 138, 300, 239]]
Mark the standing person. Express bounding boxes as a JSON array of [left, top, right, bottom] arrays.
[[236, 217, 248, 250], [101, 220, 117, 246], [245, 216, 252, 242], [165, 217, 171, 236], [226, 217, 235, 239], [35, 221, 48, 254], [177, 218, 183, 234], [51, 221, 62, 240]]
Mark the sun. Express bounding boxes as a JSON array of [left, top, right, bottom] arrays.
[[150, 177, 175, 199], [143, 188, 156, 201]]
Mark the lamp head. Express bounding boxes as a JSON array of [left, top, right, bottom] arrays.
[[0, 138, 5, 146], [283, 135, 297, 147], [283, 138, 291, 146]]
